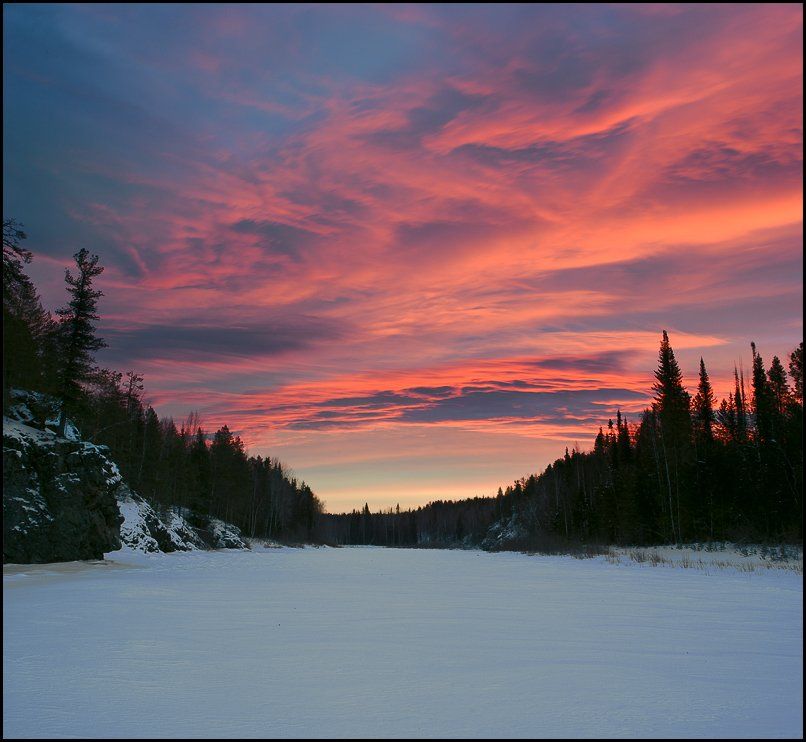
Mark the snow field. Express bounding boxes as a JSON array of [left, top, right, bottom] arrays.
[[3, 547, 803, 738]]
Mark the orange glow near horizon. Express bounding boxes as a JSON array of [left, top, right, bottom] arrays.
[[4, 4, 802, 511]]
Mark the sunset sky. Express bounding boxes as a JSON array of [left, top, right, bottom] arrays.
[[3, 4, 803, 512]]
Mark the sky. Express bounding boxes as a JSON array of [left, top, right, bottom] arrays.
[[3, 3, 803, 512]]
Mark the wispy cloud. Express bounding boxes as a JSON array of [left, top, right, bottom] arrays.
[[3, 3, 802, 509]]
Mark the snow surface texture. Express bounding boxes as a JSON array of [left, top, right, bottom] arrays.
[[3, 548, 802, 739]]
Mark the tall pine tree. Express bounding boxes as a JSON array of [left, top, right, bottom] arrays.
[[750, 342, 775, 443], [692, 357, 715, 444], [54, 248, 107, 437], [767, 356, 791, 417], [789, 343, 803, 405], [651, 331, 691, 541], [2, 219, 55, 403]]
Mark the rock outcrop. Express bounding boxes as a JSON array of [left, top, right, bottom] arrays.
[[3, 417, 123, 563], [481, 512, 529, 551], [4, 390, 247, 563], [116, 489, 247, 553]]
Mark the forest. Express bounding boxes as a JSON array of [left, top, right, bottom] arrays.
[[3, 218, 803, 549], [3, 219, 323, 543], [325, 333, 802, 547]]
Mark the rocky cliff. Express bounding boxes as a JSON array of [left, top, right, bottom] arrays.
[[3, 412, 123, 563], [3, 390, 246, 564]]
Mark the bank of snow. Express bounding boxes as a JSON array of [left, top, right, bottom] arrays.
[[3, 547, 802, 739]]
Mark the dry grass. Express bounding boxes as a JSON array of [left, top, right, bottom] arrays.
[[516, 539, 802, 574], [614, 545, 803, 574]]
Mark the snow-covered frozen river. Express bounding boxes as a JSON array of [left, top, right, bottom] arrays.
[[3, 546, 803, 738]]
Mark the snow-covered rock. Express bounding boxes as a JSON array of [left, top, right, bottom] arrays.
[[203, 517, 248, 550], [116, 489, 204, 553], [4, 390, 247, 562], [3, 415, 122, 563], [115, 490, 247, 553], [481, 512, 529, 550], [6, 388, 80, 440]]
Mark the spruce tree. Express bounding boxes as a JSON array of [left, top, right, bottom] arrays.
[[2, 219, 54, 403], [362, 502, 372, 544], [594, 427, 605, 455], [734, 368, 748, 442], [2, 218, 32, 298], [750, 342, 775, 443], [189, 427, 212, 515], [767, 356, 791, 417], [651, 331, 691, 542], [692, 357, 715, 444], [652, 331, 691, 426], [690, 358, 717, 538], [616, 411, 631, 462], [54, 248, 107, 436], [717, 393, 737, 442], [789, 343, 803, 404]]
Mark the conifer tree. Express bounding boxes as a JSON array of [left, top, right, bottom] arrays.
[[2, 219, 56, 403], [594, 427, 605, 455], [54, 248, 107, 436], [789, 343, 803, 404], [651, 331, 691, 541], [734, 368, 748, 442], [189, 427, 212, 514], [652, 331, 691, 429], [767, 356, 791, 417], [717, 393, 737, 442], [362, 502, 372, 543], [692, 357, 715, 444], [616, 411, 631, 462], [606, 418, 616, 448], [138, 406, 162, 498], [690, 358, 716, 537], [2, 218, 32, 298], [751, 342, 775, 443]]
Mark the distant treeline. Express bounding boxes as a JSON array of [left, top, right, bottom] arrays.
[[323, 497, 501, 547], [3, 219, 323, 542], [321, 332, 803, 547], [4, 218, 803, 548]]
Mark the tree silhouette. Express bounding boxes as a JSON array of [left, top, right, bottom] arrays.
[[692, 357, 715, 444], [651, 330, 691, 542], [2, 218, 32, 297], [789, 343, 803, 404], [54, 248, 106, 437]]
